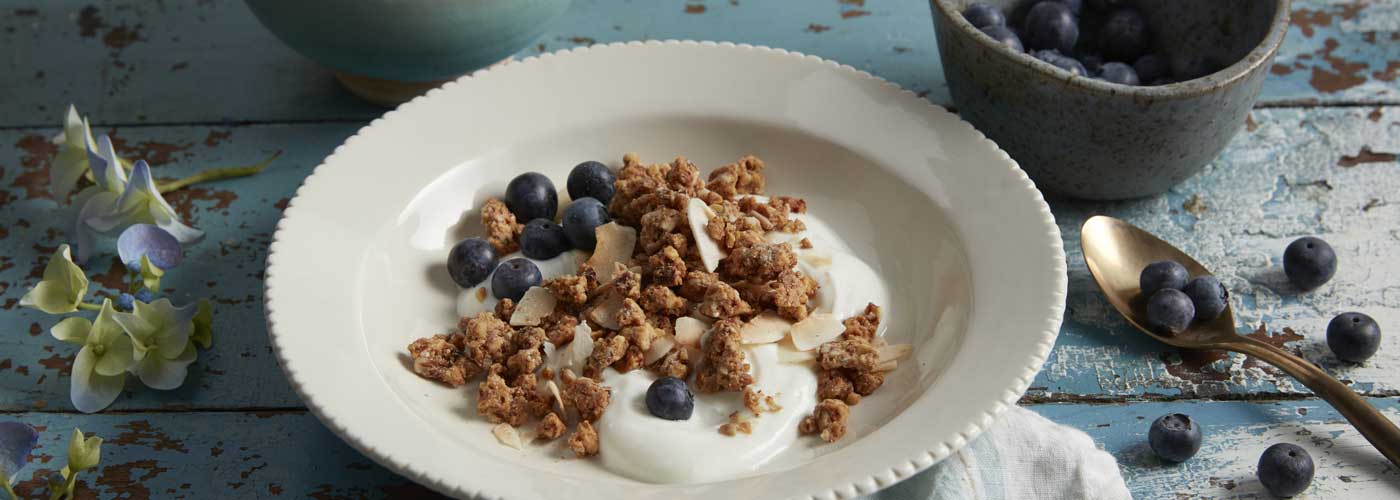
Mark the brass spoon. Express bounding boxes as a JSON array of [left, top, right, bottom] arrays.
[[1081, 215, 1400, 467]]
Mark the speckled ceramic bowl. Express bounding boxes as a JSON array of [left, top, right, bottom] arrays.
[[244, 0, 571, 106], [930, 0, 1291, 200]]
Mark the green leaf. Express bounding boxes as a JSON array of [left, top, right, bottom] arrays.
[[191, 299, 213, 349], [19, 245, 89, 314], [65, 429, 101, 472], [139, 256, 164, 292]]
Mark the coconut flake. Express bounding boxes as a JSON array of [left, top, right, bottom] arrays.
[[567, 326, 595, 369], [876, 359, 899, 372], [587, 222, 637, 283], [492, 423, 523, 450], [545, 380, 565, 414], [878, 343, 912, 363], [674, 317, 707, 348], [777, 338, 818, 364], [509, 286, 557, 326], [645, 334, 678, 365], [586, 292, 625, 330], [799, 250, 833, 269], [687, 198, 726, 272], [788, 313, 845, 351], [740, 311, 792, 344]]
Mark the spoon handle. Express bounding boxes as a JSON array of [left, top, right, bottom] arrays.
[[1229, 336, 1400, 467]]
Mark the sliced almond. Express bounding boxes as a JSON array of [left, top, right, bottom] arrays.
[[586, 222, 637, 284], [492, 423, 523, 450], [509, 286, 557, 326], [878, 343, 912, 363], [740, 311, 793, 344], [674, 317, 707, 348], [586, 292, 625, 330], [687, 198, 726, 272], [645, 334, 678, 365], [788, 313, 845, 351]]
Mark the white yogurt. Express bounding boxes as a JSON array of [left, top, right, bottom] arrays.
[[455, 250, 587, 317]]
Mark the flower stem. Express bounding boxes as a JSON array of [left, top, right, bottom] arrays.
[[157, 150, 281, 194], [1, 478, 18, 500], [76, 302, 102, 311]]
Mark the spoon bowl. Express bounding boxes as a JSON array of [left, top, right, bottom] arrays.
[[1081, 215, 1400, 467]]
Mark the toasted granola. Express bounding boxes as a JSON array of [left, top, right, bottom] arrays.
[[536, 412, 566, 441], [654, 347, 691, 379], [565, 376, 612, 422], [694, 319, 755, 393], [706, 155, 766, 200], [799, 399, 850, 443], [541, 310, 580, 346], [742, 387, 782, 416], [816, 369, 855, 403], [646, 245, 688, 287], [737, 196, 807, 233], [718, 242, 797, 283], [569, 421, 600, 457], [841, 303, 881, 341], [705, 201, 767, 251], [494, 298, 516, 322], [478, 366, 527, 427], [481, 197, 522, 255], [817, 339, 880, 372], [543, 275, 591, 307], [850, 370, 885, 396], [639, 284, 689, 317], [719, 412, 754, 436], [584, 335, 628, 380], [639, 207, 689, 256], [407, 334, 470, 387]]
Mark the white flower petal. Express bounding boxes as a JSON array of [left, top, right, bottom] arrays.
[[133, 348, 193, 390], [50, 316, 93, 346], [151, 210, 204, 245], [71, 347, 125, 413], [86, 135, 127, 192]]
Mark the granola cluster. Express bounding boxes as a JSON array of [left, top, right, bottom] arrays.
[[408, 153, 898, 458]]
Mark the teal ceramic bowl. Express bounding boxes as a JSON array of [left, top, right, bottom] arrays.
[[245, 0, 572, 106]]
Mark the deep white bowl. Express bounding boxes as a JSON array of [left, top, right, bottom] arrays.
[[265, 41, 1066, 500]]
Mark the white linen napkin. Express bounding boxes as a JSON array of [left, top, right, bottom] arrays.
[[864, 406, 1131, 500]]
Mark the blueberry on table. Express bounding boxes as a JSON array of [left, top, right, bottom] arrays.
[[1146, 289, 1194, 334], [1177, 55, 1224, 81], [504, 172, 559, 222], [979, 24, 1024, 52], [645, 376, 695, 420], [1182, 276, 1228, 321], [562, 197, 612, 251], [1097, 62, 1140, 85], [491, 258, 542, 302], [1257, 443, 1314, 498], [1133, 54, 1169, 83], [1024, 1, 1079, 53], [1139, 260, 1188, 297], [520, 218, 572, 260], [1098, 8, 1149, 61], [1283, 236, 1336, 290], [1053, 0, 1082, 15], [1148, 413, 1202, 462], [567, 161, 617, 206], [1034, 49, 1088, 76], [447, 237, 497, 288], [1086, 0, 1126, 10], [962, 2, 1006, 29], [1326, 312, 1381, 363], [1077, 53, 1105, 75]]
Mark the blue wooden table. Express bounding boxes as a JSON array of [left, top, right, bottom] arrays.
[[2, 1, 1397, 498]]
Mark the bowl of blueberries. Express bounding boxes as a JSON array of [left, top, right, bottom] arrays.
[[929, 0, 1291, 200]]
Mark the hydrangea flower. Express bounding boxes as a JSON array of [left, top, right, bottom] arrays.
[[116, 224, 182, 272], [113, 299, 198, 390], [70, 135, 128, 263], [19, 245, 89, 314], [49, 105, 97, 201], [51, 299, 136, 413], [85, 160, 204, 245], [192, 299, 214, 349], [0, 422, 39, 489]]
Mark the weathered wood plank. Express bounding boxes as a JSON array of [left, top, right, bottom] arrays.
[[0, 400, 1392, 499], [0, 0, 1395, 127], [1, 108, 1398, 411], [1027, 105, 1400, 402], [0, 123, 359, 411]]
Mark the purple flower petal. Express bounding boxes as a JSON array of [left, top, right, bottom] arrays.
[[0, 421, 39, 483], [117, 224, 182, 271]]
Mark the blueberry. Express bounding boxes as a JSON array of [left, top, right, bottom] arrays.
[[1034, 49, 1088, 76], [1326, 312, 1381, 363], [962, 2, 1006, 28], [1053, 0, 1082, 15], [979, 24, 1024, 52], [1283, 236, 1336, 290], [116, 293, 136, 311], [1098, 62, 1140, 85], [1098, 9, 1149, 61], [520, 218, 571, 260], [504, 172, 559, 222], [567, 161, 616, 206], [1133, 54, 1170, 83], [1146, 289, 1195, 334], [491, 258, 542, 302], [1257, 443, 1314, 498], [1148, 413, 1202, 462], [1140, 260, 1188, 297], [562, 197, 611, 251], [645, 376, 694, 420], [1182, 276, 1228, 321], [447, 237, 497, 288], [1086, 0, 1125, 10], [1023, 1, 1079, 53], [1078, 53, 1105, 75]]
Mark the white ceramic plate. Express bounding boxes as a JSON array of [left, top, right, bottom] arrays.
[[266, 41, 1065, 500]]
